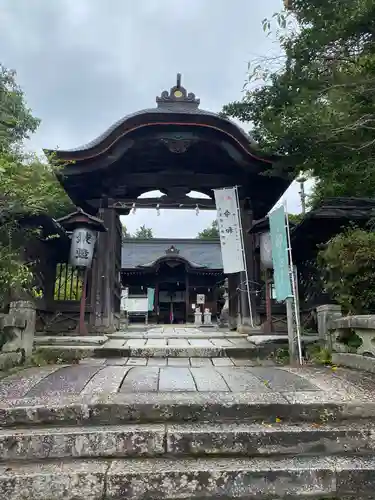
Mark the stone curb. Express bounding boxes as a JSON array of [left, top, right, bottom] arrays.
[[1, 391, 375, 426], [0, 422, 374, 460], [1, 456, 375, 499], [96, 346, 256, 358]]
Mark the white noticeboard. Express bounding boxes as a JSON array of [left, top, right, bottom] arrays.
[[124, 297, 148, 313], [196, 294, 205, 305], [214, 187, 245, 274]]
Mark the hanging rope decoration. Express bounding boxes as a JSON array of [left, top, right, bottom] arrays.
[[125, 201, 213, 214]]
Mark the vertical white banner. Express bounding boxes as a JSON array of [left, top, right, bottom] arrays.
[[214, 187, 245, 274]]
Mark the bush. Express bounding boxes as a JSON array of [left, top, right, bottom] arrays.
[[318, 228, 375, 314]]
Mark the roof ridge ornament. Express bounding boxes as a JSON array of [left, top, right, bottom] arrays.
[[156, 73, 200, 109], [165, 244, 180, 255]]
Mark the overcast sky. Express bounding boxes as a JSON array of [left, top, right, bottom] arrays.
[[1, 0, 311, 237]]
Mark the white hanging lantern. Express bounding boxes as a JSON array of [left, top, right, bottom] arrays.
[[260, 231, 273, 269], [69, 227, 97, 268]]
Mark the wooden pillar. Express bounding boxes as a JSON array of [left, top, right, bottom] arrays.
[[238, 198, 258, 331], [89, 206, 120, 333], [154, 281, 159, 323], [227, 274, 238, 330], [185, 271, 189, 323]]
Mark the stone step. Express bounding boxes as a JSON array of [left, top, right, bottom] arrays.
[[1, 392, 374, 427], [107, 332, 243, 339], [34, 336, 108, 346], [35, 343, 254, 358], [0, 421, 374, 461], [98, 345, 254, 358], [0, 455, 374, 499]]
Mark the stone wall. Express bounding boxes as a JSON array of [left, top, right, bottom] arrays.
[[319, 309, 375, 373], [0, 300, 36, 370]]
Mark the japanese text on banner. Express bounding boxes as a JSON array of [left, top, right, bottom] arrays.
[[213, 187, 245, 274]]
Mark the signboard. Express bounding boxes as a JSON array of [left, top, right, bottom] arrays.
[[196, 294, 205, 304], [124, 297, 148, 313], [213, 187, 245, 274], [269, 206, 292, 301], [70, 228, 96, 268]]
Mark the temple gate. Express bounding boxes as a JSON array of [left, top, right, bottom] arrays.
[[46, 75, 290, 333]]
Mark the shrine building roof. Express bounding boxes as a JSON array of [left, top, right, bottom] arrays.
[[121, 238, 222, 270]]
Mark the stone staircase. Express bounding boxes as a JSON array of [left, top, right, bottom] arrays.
[[1, 391, 375, 498]]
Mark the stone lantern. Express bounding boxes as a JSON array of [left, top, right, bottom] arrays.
[[58, 208, 106, 335]]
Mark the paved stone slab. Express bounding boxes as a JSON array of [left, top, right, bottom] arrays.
[[210, 338, 234, 347], [190, 367, 230, 392], [80, 358, 107, 366], [190, 358, 213, 367], [147, 328, 164, 334], [250, 367, 319, 392], [25, 365, 103, 398], [0, 365, 62, 400], [81, 366, 130, 395], [188, 338, 214, 347], [126, 339, 147, 348], [145, 338, 167, 347], [126, 358, 148, 366], [159, 367, 196, 392], [146, 358, 167, 367], [231, 359, 257, 367], [105, 358, 129, 366], [101, 339, 127, 349], [120, 367, 159, 392], [212, 357, 234, 367], [167, 358, 191, 367], [168, 338, 190, 347], [217, 367, 272, 393]]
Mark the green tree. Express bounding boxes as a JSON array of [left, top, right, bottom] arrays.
[[197, 219, 219, 239], [0, 64, 73, 304], [318, 227, 375, 314], [121, 224, 130, 239], [132, 224, 154, 239], [287, 213, 303, 225], [222, 0, 375, 206]]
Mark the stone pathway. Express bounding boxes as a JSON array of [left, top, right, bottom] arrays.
[[2, 323, 375, 401], [2, 325, 375, 498]]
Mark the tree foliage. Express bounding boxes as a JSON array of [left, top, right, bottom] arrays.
[[222, 0, 375, 206], [121, 224, 154, 239], [132, 225, 154, 239], [0, 64, 73, 304], [197, 219, 219, 239], [318, 227, 375, 314]]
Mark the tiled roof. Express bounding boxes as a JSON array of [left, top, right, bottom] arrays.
[[121, 238, 223, 270], [62, 107, 258, 153]]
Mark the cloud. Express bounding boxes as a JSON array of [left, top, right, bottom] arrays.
[[0, 0, 307, 237]]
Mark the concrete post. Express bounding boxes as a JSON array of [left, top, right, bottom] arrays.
[[316, 304, 342, 350], [8, 300, 36, 359]]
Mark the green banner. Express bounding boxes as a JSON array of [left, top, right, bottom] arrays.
[[269, 206, 292, 301], [147, 288, 155, 311]]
